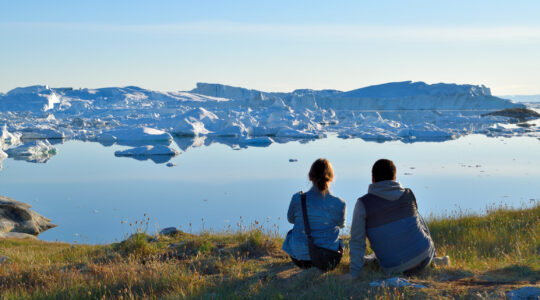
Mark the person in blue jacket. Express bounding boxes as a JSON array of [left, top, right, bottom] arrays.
[[282, 158, 346, 270], [346, 158, 437, 278]]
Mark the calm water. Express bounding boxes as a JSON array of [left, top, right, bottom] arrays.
[[1, 135, 539, 244]]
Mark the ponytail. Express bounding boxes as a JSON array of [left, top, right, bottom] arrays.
[[309, 158, 334, 193]]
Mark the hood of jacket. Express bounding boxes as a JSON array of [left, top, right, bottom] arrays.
[[368, 180, 405, 201]]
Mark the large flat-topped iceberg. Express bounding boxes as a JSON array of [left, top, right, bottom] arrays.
[[191, 81, 520, 110], [0, 81, 537, 165]]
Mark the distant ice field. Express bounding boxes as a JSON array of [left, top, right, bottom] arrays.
[[0, 134, 538, 244]]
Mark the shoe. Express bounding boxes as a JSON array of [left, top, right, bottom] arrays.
[[432, 255, 451, 267]]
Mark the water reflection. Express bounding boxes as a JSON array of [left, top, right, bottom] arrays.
[[0, 135, 539, 244]]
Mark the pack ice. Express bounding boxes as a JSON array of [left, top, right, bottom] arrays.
[[0, 81, 537, 165]]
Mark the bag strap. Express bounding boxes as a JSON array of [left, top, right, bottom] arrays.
[[300, 192, 315, 245]]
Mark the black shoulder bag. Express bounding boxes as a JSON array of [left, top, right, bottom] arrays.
[[300, 192, 343, 271]]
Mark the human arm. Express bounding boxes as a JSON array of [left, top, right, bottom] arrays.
[[337, 200, 346, 229], [287, 194, 298, 224], [348, 199, 367, 277]]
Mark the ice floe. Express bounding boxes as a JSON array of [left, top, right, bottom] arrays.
[[99, 127, 173, 147], [5, 140, 57, 163], [0, 81, 538, 165], [114, 145, 180, 164]]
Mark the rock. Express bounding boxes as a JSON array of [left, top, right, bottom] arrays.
[[159, 227, 180, 236], [0, 195, 56, 236], [482, 108, 540, 122], [20, 126, 65, 140], [506, 286, 540, 300], [369, 277, 427, 289], [0, 232, 37, 239], [432, 255, 451, 267]]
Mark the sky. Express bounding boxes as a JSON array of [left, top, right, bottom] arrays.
[[1, 0, 540, 95]]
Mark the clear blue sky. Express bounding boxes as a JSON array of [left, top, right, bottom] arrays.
[[1, 0, 540, 94]]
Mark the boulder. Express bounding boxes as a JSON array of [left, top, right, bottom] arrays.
[[159, 227, 180, 236], [0, 195, 56, 236], [0, 232, 37, 239], [482, 108, 540, 122]]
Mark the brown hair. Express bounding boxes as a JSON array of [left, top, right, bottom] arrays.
[[372, 158, 396, 182], [309, 158, 334, 192]]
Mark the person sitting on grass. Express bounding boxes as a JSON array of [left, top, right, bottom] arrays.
[[344, 158, 446, 279], [282, 158, 346, 271]]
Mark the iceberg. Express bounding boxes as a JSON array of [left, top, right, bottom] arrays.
[[0, 149, 7, 170], [114, 145, 180, 157], [114, 145, 180, 164], [5, 140, 57, 163], [0, 80, 536, 165], [99, 127, 172, 147], [1, 125, 21, 150]]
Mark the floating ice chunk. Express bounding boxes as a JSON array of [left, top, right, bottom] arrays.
[[99, 127, 172, 146], [0, 149, 7, 170], [0, 125, 21, 150], [173, 119, 211, 136], [171, 107, 220, 136], [5, 140, 57, 163], [211, 121, 247, 137], [173, 136, 207, 151], [241, 136, 274, 147], [114, 145, 180, 157]]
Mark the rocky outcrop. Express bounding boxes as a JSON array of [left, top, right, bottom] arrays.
[[482, 108, 540, 122], [0, 195, 56, 237]]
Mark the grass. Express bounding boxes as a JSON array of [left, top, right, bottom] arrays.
[[0, 204, 538, 299]]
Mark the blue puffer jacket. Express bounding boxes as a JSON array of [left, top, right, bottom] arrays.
[[282, 187, 346, 261], [349, 181, 435, 276]]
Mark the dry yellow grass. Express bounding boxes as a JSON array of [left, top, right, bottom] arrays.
[[0, 204, 538, 299]]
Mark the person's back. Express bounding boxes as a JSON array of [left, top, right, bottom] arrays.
[[282, 158, 346, 270], [348, 159, 435, 277], [283, 187, 346, 261]]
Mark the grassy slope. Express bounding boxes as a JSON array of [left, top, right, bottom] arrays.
[[0, 205, 538, 299]]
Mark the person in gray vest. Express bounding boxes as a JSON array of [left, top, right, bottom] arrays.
[[346, 158, 437, 278], [282, 158, 346, 270]]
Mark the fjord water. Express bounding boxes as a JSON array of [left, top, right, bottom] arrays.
[[1, 135, 539, 244]]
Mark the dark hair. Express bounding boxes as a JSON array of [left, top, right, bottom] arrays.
[[372, 159, 396, 182], [309, 158, 334, 192]]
